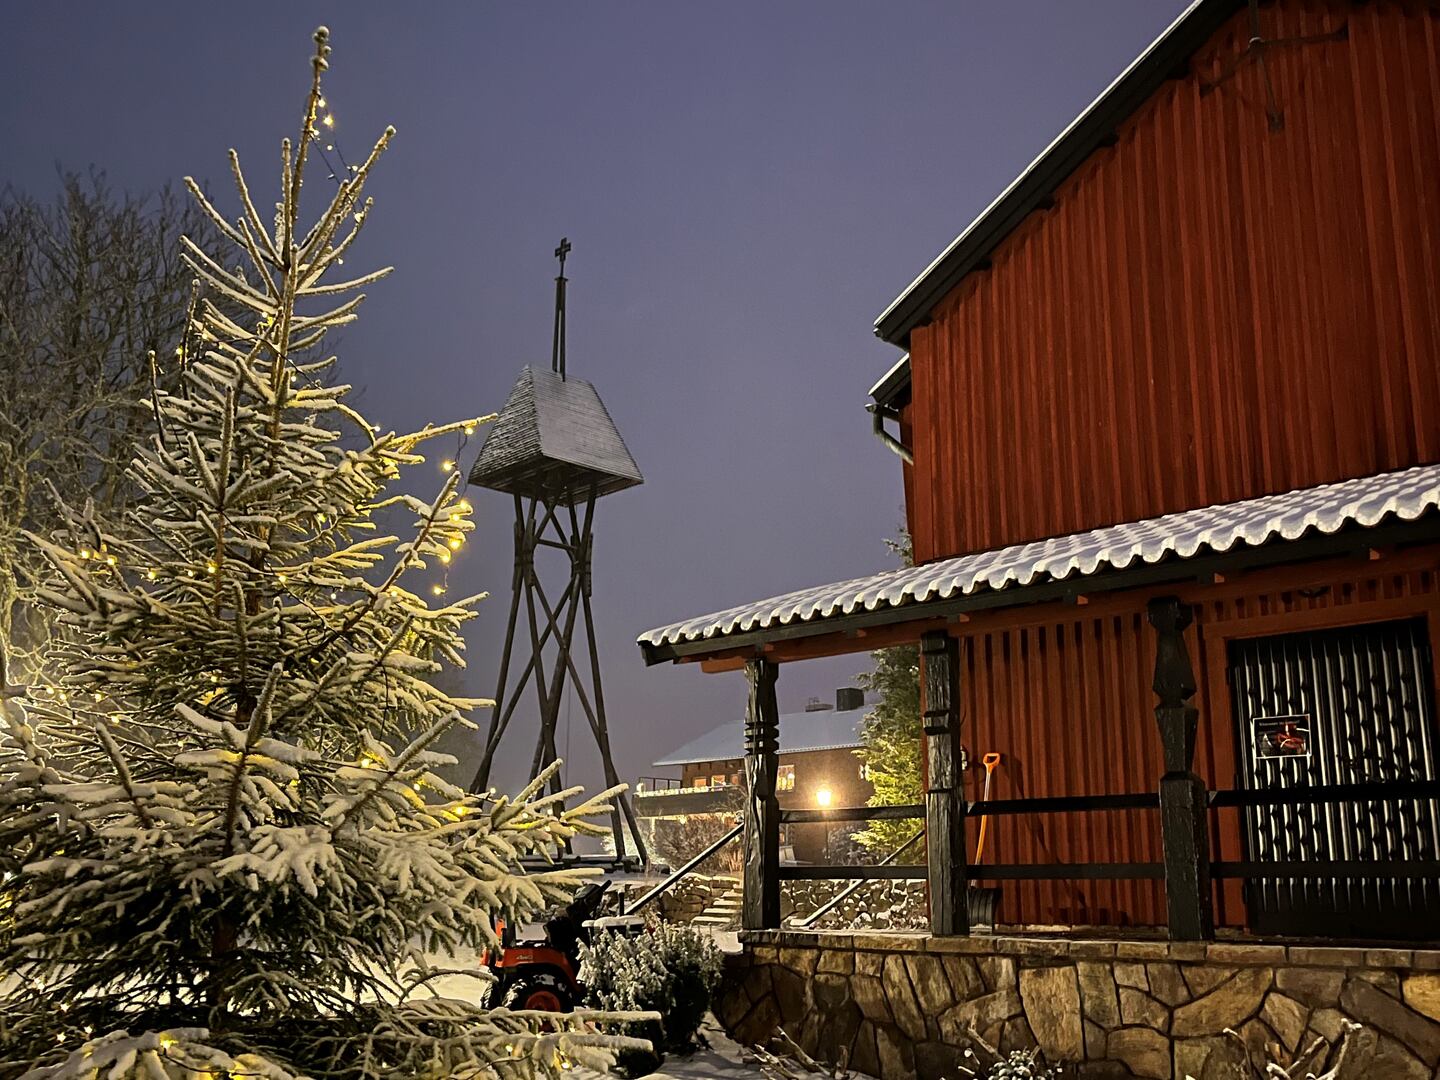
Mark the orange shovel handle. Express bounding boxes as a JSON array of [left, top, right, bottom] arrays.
[[974, 753, 1002, 863]]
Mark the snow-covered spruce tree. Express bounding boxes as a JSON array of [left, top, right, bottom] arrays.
[[0, 28, 645, 1080]]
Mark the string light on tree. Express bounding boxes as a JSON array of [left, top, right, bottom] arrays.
[[2, 26, 632, 1074]]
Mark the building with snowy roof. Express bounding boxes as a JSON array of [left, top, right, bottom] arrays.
[[634, 687, 875, 865], [638, 0, 1440, 946]]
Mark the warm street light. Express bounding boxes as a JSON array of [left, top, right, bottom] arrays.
[[815, 787, 833, 808]]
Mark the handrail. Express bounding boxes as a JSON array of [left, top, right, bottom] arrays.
[[622, 822, 743, 915], [779, 864, 927, 880], [780, 803, 925, 823], [970, 792, 1159, 815], [792, 827, 926, 929], [1208, 779, 1440, 808]]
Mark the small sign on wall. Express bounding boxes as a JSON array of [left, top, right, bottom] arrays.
[[1253, 714, 1312, 760]]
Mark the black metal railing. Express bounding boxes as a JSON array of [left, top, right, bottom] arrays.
[[622, 822, 743, 915], [633, 776, 683, 794], [767, 778, 1440, 896]]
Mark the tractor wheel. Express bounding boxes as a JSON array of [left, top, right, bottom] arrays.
[[503, 971, 573, 1013]]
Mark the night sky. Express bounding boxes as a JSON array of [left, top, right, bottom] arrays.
[[3, 2, 1187, 799]]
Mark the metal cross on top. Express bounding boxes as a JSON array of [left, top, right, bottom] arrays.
[[551, 237, 571, 379]]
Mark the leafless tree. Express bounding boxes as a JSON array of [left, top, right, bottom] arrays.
[[0, 171, 222, 670]]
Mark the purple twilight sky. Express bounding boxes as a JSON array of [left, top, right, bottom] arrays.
[[3, 2, 1188, 798]]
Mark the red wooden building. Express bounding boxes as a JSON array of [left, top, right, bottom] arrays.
[[640, 0, 1439, 943]]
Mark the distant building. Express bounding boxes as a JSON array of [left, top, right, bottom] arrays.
[[636, 687, 873, 864]]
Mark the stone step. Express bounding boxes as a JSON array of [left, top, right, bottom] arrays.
[[692, 915, 736, 926]]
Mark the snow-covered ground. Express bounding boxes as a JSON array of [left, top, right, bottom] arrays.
[[572, 1019, 762, 1080]]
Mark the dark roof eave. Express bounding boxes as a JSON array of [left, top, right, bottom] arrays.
[[871, 0, 1242, 356], [868, 354, 912, 410], [640, 514, 1440, 666]]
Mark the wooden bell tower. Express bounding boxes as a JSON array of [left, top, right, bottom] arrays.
[[467, 241, 646, 865]]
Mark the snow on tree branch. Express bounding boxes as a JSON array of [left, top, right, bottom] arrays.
[[1, 26, 642, 1080]]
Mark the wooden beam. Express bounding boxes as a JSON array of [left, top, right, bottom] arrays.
[[921, 630, 969, 936], [698, 655, 748, 674], [742, 658, 781, 930], [691, 618, 948, 669], [1148, 597, 1213, 941]]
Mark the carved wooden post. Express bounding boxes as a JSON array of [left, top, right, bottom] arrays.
[[921, 630, 969, 936], [1147, 596, 1214, 941], [743, 657, 781, 930]]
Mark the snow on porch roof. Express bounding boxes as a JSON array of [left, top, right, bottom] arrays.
[[639, 464, 1440, 656]]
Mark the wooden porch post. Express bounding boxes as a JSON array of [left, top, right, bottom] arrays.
[[743, 657, 781, 930], [921, 630, 969, 936], [1147, 596, 1214, 941]]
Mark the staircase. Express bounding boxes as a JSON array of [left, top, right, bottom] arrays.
[[692, 883, 742, 928]]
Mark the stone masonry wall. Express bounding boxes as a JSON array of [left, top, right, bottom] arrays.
[[613, 873, 737, 923], [781, 880, 927, 931], [716, 930, 1440, 1080], [612, 876, 927, 931]]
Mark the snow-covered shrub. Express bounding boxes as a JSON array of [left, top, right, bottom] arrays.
[[960, 1048, 1064, 1079], [580, 920, 724, 1058]]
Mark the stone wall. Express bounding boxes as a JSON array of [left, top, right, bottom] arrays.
[[614, 876, 926, 932], [782, 880, 927, 931], [613, 874, 737, 923], [716, 930, 1440, 1080]]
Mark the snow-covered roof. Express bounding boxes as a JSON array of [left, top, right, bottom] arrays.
[[653, 706, 868, 768], [469, 366, 642, 503], [640, 464, 1440, 654]]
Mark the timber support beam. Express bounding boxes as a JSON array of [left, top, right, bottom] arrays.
[[1148, 596, 1214, 941], [921, 630, 969, 936], [743, 657, 781, 930]]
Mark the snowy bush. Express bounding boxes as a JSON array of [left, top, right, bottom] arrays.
[[580, 920, 724, 1058], [0, 26, 648, 1080], [958, 1048, 1063, 1078]]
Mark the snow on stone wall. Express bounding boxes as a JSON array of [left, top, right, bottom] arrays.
[[717, 930, 1440, 1080]]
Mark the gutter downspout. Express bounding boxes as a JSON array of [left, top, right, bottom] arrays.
[[867, 402, 913, 464]]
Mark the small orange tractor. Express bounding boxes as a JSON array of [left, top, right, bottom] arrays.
[[480, 880, 633, 1011]]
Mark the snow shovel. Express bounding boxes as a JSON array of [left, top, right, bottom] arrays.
[[968, 752, 1004, 931], [974, 751, 1002, 862]]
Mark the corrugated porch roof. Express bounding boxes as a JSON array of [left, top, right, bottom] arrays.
[[638, 464, 1440, 663]]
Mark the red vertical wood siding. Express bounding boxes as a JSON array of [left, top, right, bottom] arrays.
[[906, 1, 1440, 565], [959, 564, 1439, 929]]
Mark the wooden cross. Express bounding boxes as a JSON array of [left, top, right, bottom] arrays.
[[551, 237, 571, 376]]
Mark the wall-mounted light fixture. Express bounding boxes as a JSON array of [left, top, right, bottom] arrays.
[[815, 787, 833, 808]]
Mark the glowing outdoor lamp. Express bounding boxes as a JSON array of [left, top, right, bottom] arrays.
[[815, 786, 833, 808]]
